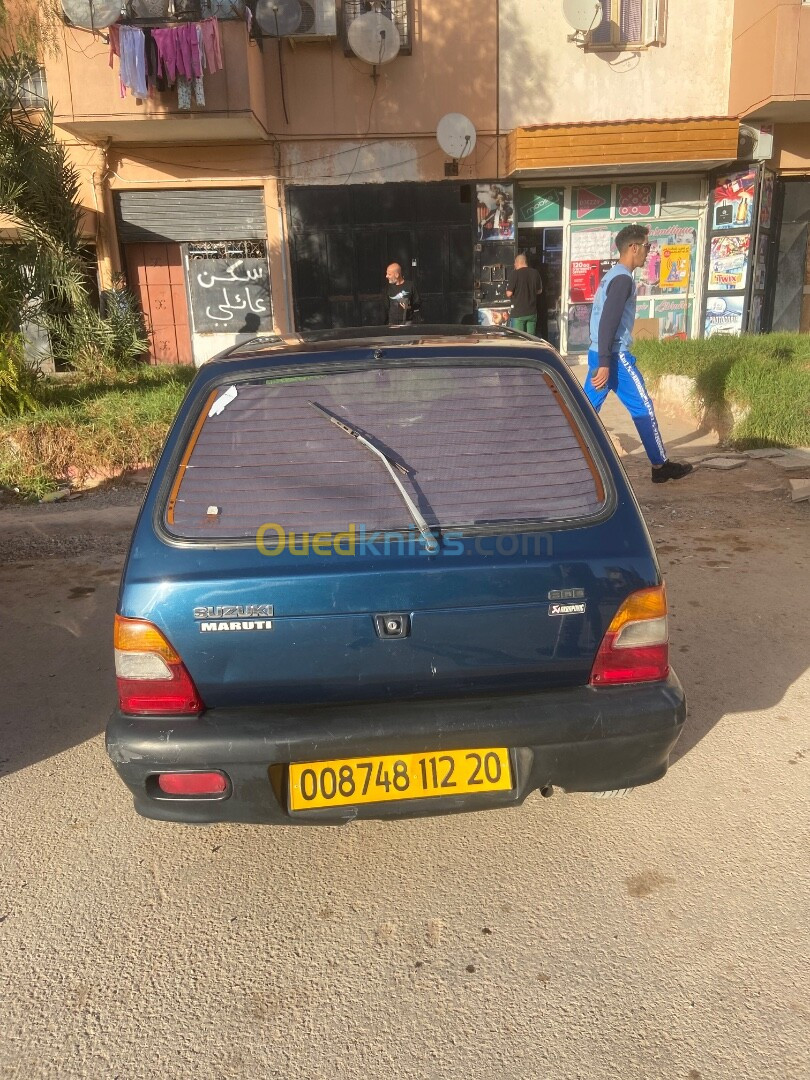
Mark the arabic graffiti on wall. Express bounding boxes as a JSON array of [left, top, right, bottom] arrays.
[[188, 257, 273, 334]]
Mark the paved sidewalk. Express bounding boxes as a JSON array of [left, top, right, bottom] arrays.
[[569, 359, 719, 462]]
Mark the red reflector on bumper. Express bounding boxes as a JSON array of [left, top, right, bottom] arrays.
[[157, 772, 227, 796]]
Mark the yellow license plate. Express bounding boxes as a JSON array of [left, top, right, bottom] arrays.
[[288, 747, 513, 811]]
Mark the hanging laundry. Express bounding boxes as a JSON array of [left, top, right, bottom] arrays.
[[152, 27, 180, 86], [200, 18, 224, 74], [144, 29, 168, 94], [107, 24, 126, 99], [118, 25, 148, 99], [108, 24, 120, 68], [194, 24, 206, 105], [177, 74, 192, 111], [176, 22, 203, 82]]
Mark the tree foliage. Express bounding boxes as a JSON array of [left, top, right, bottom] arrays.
[[0, 51, 148, 375]]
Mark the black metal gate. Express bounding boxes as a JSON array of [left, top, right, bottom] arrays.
[[286, 182, 474, 330]]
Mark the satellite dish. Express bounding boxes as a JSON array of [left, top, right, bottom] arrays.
[[348, 10, 401, 66], [255, 0, 302, 36], [437, 113, 477, 160], [562, 0, 601, 33], [61, 0, 121, 30]]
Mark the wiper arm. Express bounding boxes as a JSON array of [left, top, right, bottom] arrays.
[[308, 401, 439, 554]]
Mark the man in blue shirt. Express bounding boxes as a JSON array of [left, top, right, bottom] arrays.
[[586, 224, 693, 484]]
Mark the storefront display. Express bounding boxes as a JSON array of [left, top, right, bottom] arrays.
[[570, 260, 612, 303], [759, 173, 774, 230], [712, 169, 756, 231], [476, 183, 515, 242], [567, 303, 592, 352], [655, 298, 692, 339], [617, 183, 657, 219], [569, 220, 698, 302], [517, 187, 563, 224], [708, 234, 750, 292], [659, 244, 691, 291], [572, 186, 611, 222], [705, 295, 745, 337]]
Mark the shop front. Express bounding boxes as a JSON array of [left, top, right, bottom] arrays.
[[114, 187, 273, 366], [508, 176, 708, 356]]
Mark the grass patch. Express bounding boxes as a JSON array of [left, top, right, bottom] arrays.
[[0, 364, 195, 498], [635, 333, 810, 448]]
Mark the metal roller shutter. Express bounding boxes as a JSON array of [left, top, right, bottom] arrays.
[[114, 189, 267, 244]]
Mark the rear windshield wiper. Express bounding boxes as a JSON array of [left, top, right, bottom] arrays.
[[308, 401, 439, 553]]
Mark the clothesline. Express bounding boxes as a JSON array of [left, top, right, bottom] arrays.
[[109, 17, 224, 110]]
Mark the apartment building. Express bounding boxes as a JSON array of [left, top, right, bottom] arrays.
[[729, 0, 810, 333], [9, 0, 808, 361]]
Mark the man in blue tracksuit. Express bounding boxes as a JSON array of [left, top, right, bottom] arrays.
[[585, 224, 693, 484]]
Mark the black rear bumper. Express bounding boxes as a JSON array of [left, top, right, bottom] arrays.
[[106, 674, 686, 824]]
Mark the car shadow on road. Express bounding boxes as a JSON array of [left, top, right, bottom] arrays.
[[626, 459, 810, 767], [0, 560, 121, 780]]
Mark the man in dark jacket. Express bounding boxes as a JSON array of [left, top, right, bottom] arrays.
[[506, 254, 543, 335], [383, 263, 420, 325]]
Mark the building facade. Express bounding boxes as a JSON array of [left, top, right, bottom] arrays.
[[11, 0, 808, 362]]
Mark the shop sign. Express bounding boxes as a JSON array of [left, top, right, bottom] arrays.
[[759, 173, 774, 230], [713, 169, 756, 231], [705, 295, 745, 337], [653, 298, 691, 339], [749, 294, 764, 333], [659, 244, 691, 291], [517, 187, 564, 224], [708, 234, 751, 292], [477, 183, 515, 242], [573, 186, 611, 221], [617, 183, 656, 218], [570, 226, 614, 261], [570, 261, 601, 303], [567, 303, 593, 352], [189, 256, 273, 334]]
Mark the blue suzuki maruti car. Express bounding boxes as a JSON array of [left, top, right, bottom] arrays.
[[106, 326, 686, 824]]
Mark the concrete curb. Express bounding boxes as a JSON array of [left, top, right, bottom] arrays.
[[647, 373, 749, 442]]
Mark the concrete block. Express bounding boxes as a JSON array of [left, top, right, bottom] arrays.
[[771, 453, 810, 471], [697, 457, 747, 471], [744, 448, 786, 459], [789, 479, 810, 503]]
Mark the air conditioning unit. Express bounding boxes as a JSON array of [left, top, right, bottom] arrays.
[[289, 0, 337, 37], [738, 123, 774, 162]]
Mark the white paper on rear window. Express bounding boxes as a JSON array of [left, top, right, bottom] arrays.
[[165, 364, 605, 538]]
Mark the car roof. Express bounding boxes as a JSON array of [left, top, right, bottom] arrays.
[[218, 324, 547, 363]]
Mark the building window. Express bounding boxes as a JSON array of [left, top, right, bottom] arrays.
[[3, 65, 48, 108], [589, 0, 667, 49]]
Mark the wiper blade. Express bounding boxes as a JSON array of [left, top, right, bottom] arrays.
[[308, 401, 439, 554]]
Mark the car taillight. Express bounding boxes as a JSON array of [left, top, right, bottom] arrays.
[[157, 772, 227, 796], [114, 615, 204, 715], [589, 585, 670, 686]]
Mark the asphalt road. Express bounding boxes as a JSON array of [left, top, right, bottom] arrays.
[[0, 447, 808, 1080]]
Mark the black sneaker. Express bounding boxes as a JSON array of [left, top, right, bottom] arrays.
[[652, 460, 694, 484]]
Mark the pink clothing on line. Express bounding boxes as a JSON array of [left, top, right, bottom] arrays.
[[200, 18, 223, 74], [108, 24, 120, 67], [151, 27, 179, 85], [176, 23, 203, 81]]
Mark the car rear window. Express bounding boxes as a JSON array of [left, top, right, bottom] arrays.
[[164, 363, 605, 539]]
